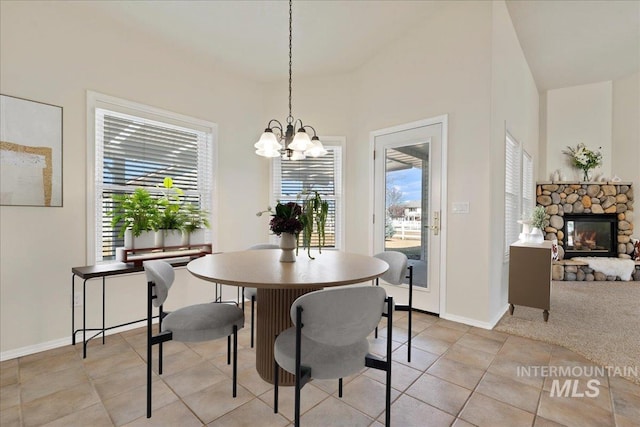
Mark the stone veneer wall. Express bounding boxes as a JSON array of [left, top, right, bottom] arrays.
[[535, 182, 635, 258]]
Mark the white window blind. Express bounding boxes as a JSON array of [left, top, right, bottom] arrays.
[[504, 133, 521, 260], [522, 150, 534, 223], [92, 103, 214, 263], [272, 142, 343, 249]]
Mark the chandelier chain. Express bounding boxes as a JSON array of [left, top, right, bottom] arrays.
[[287, 0, 293, 124]]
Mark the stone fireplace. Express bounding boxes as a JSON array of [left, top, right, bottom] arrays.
[[535, 182, 634, 259], [536, 182, 638, 281]]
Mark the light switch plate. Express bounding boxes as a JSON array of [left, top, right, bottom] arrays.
[[452, 202, 470, 214]]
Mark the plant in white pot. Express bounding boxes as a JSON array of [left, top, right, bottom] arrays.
[[181, 203, 210, 246], [111, 188, 159, 250], [529, 205, 548, 244], [155, 177, 185, 247]]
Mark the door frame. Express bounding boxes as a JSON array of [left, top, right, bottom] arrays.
[[368, 115, 448, 316]]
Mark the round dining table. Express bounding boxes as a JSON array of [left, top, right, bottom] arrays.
[[187, 249, 389, 385]]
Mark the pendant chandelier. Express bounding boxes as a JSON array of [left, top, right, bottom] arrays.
[[254, 0, 327, 160]]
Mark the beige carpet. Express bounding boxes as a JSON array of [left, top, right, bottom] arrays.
[[495, 281, 640, 385]]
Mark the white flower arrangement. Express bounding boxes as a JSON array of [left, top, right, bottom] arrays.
[[562, 143, 602, 181]]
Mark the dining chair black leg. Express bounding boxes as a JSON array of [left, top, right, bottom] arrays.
[[386, 296, 393, 427], [374, 278, 379, 338], [241, 287, 245, 313], [227, 335, 231, 365], [146, 282, 153, 418], [338, 378, 343, 398], [407, 265, 413, 363], [232, 325, 238, 397], [294, 307, 303, 427], [273, 355, 279, 414]]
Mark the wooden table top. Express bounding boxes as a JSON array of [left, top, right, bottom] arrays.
[[187, 250, 389, 289]]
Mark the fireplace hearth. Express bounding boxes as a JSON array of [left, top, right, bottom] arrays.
[[563, 214, 618, 258]]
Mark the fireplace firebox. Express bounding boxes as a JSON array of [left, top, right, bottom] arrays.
[[563, 214, 618, 259]]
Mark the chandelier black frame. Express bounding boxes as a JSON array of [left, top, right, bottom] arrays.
[[254, 0, 326, 160]]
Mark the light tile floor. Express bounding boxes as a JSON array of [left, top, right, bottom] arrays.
[[1, 308, 639, 426]]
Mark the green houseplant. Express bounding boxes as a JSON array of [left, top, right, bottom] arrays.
[[181, 202, 210, 245], [111, 187, 159, 249], [299, 191, 329, 258], [268, 191, 329, 260], [155, 177, 185, 247], [529, 205, 547, 244]]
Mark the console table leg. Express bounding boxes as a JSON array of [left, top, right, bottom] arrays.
[[71, 274, 76, 345], [509, 304, 515, 315], [543, 310, 549, 322]]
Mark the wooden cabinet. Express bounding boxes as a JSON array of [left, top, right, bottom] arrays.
[[508, 241, 553, 321]]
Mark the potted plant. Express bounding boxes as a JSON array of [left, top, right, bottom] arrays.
[[529, 205, 548, 244], [155, 177, 185, 247], [267, 192, 329, 260], [562, 143, 602, 182], [111, 187, 159, 249], [181, 202, 210, 246], [299, 191, 329, 258], [270, 201, 304, 262]]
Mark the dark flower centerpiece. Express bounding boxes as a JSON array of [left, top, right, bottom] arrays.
[[270, 202, 303, 262], [270, 202, 304, 236]]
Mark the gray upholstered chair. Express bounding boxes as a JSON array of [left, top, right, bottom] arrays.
[[273, 286, 393, 427], [243, 243, 279, 348], [143, 260, 244, 418], [374, 251, 414, 362]]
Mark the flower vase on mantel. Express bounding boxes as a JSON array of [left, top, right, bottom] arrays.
[[279, 232, 297, 262], [582, 169, 592, 182]]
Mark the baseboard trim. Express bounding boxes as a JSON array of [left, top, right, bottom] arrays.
[[0, 318, 156, 362], [490, 304, 511, 328], [440, 304, 510, 330]]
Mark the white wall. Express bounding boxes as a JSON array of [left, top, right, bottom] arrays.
[[543, 81, 613, 181], [489, 1, 540, 323], [612, 72, 640, 191], [352, 0, 495, 323], [1, 0, 540, 356], [0, 1, 269, 355]]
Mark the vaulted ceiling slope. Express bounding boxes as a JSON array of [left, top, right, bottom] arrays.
[[84, 0, 639, 91], [506, 0, 639, 91]]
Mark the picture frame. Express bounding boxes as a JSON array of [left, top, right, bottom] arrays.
[[0, 94, 63, 206]]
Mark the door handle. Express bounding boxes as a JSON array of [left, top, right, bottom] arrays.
[[426, 211, 439, 236]]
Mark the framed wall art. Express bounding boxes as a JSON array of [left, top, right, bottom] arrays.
[[0, 94, 63, 206]]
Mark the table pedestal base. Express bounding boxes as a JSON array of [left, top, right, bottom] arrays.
[[256, 287, 316, 385]]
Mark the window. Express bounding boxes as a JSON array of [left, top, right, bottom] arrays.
[[504, 132, 535, 261], [88, 92, 216, 263], [504, 133, 522, 260], [522, 150, 534, 222], [271, 138, 344, 249]]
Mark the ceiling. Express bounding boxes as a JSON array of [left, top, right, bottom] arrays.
[[85, 0, 639, 91]]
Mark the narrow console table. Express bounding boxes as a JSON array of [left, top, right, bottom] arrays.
[[508, 240, 553, 321], [72, 254, 208, 358]]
